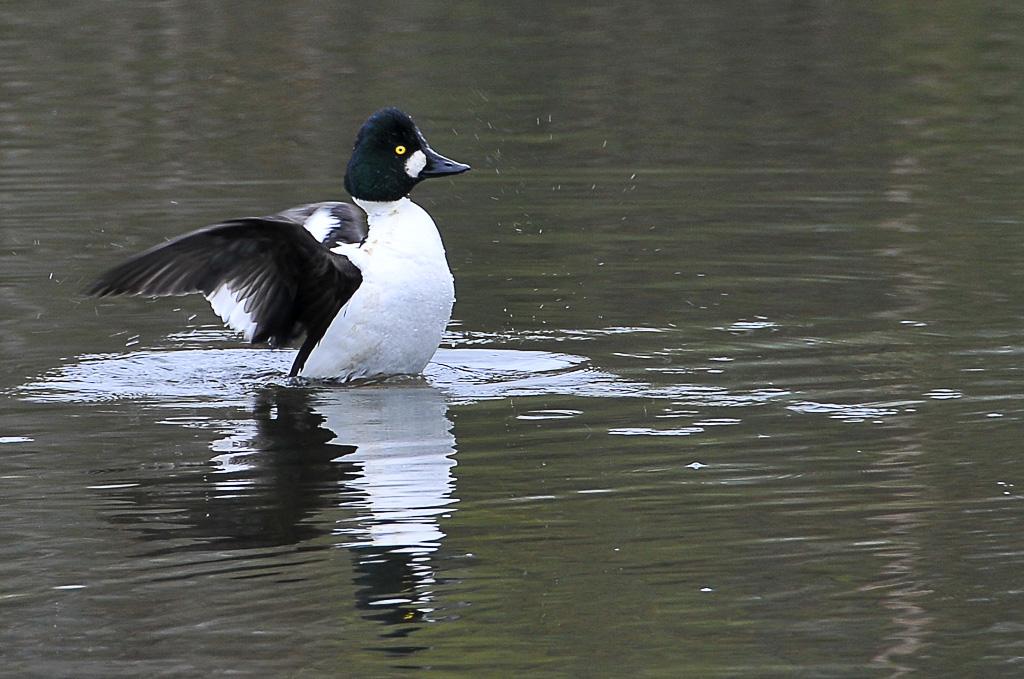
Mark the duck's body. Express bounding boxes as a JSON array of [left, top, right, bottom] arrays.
[[300, 198, 455, 380], [86, 108, 470, 382]]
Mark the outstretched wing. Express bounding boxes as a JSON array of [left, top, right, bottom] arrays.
[[85, 217, 362, 377]]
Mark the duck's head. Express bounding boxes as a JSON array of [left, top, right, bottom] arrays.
[[344, 108, 470, 202]]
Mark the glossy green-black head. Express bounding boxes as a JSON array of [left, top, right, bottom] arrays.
[[343, 108, 470, 202]]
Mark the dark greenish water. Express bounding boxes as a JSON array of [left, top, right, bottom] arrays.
[[3, 3, 1024, 676]]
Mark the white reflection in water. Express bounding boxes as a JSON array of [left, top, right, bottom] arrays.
[[324, 387, 457, 553], [208, 383, 458, 618]]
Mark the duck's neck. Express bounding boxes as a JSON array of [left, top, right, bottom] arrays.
[[353, 196, 414, 221], [352, 197, 445, 255]]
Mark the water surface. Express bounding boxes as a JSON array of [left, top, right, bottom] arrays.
[[3, 2, 1024, 676]]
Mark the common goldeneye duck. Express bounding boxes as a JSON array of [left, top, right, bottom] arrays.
[[86, 107, 470, 382]]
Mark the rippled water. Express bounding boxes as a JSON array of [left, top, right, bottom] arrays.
[[3, 2, 1024, 676]]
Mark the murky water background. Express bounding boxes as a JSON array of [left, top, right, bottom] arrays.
[[3, 3, 1024, 676]]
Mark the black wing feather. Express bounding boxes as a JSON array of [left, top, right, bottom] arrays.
[[86, 217, 362, 377]]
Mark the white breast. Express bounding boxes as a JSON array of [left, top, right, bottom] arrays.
[[299, 198, 455, 381]]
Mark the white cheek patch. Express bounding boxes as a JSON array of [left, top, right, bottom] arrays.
[[404, 149, 427, 178]]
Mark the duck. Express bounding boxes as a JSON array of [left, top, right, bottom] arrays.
[[86, 107, 471, 381]]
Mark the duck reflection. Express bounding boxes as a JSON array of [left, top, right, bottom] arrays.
[[110, 381, 458, 626]]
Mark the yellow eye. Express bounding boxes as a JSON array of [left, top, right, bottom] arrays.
[[395, 145, 407, 155]]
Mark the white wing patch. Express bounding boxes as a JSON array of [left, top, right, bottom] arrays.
[[405, 149, 427, 178], [303, 206, 338, 243], [206, 284, 258, 341]]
